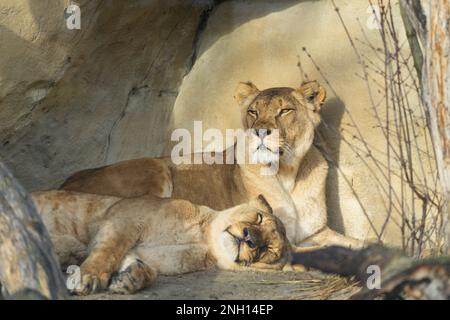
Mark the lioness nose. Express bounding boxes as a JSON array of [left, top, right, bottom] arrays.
[[254, 128, 272, 138]]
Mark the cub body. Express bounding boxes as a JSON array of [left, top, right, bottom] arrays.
[[32, 191, 292, 294]]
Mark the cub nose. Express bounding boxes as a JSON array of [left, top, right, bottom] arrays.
[[254, 128, 272, 138]]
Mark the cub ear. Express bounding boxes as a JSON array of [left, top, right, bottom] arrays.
[[296, 80, 326, 112], [234, 81, 260, 107], [250, 194, 273, 214]]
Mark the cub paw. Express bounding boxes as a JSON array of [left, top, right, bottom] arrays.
[[70, 272, 111, 296], [108, 259, 156, 295], [108, 272, 137, 295], [70, 274, 100, 295]]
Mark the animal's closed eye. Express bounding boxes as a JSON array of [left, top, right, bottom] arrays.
[[256, 213, 263, 224], [247, 109, 258, 117], [279, 108, 294, 116], [246, 239, 256, 249]]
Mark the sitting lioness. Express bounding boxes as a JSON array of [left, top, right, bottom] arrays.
[[32, 190, 299, 295], [60, 80, 361, 247]]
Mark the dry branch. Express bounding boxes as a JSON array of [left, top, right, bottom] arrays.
[[316, 0, 443, 256], [0, 161, 67, 299], [291, 245, 450, 299]]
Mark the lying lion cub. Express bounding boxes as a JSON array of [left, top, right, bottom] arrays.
[[32, 190, 300, 295]]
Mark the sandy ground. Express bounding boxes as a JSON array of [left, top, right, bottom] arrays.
[[75, 270, 361, 300]]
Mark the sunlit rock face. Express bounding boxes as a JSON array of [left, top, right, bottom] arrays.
[[0, 0, 431, 245], [0, 0, 210, 189]]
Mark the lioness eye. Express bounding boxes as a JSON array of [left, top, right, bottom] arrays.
[[247, 109, 258, 117], [279, 108, 294, 116]]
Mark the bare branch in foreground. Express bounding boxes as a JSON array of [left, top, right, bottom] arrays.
[[292, 245, 450, 299]]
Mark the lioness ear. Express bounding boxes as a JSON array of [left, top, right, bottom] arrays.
[[297, 80, 326, 112], [250, 194, 273, 214], [234, 81, 260, 107]]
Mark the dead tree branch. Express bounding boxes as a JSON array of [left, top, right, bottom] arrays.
[[399, 0, 426, 45], [292, 245, 450, 299], [0, 161, 67, 299], [419, 1, 450, 254], [399, 0, 424, 81]]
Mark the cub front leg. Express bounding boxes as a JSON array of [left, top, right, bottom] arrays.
[[108, 244, 209, 294], [72, 221, 139, 295]]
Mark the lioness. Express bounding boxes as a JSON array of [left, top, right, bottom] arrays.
[[60, 81, 361, 247], [32, 191, 299, 295]]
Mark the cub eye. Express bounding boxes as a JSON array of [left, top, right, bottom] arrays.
[[243, 228, 256, 248], [246, 239, 256, 248], [256, 213, 263, 225], [279, 108, 294, 116], [247, 109, 258, 117]]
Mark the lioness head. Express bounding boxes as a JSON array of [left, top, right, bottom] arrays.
[[234, 81, 326, 165], [209, 195, 290, 270]]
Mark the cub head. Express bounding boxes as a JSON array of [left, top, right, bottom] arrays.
[[234, 80, 326, 165], [210, 195, 291, 270]]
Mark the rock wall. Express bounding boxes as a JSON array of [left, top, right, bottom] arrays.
[[0, 0, 434, 244], [0, 0, 210, 188]]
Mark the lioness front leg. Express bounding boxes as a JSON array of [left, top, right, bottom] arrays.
[[72, 221, 139, 295], [301, 226, 363, 248]]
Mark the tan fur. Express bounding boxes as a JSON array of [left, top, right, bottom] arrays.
[[60, 80, 361, 247], [32, 191, 294, 295], [60, 158, 173, 199]]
